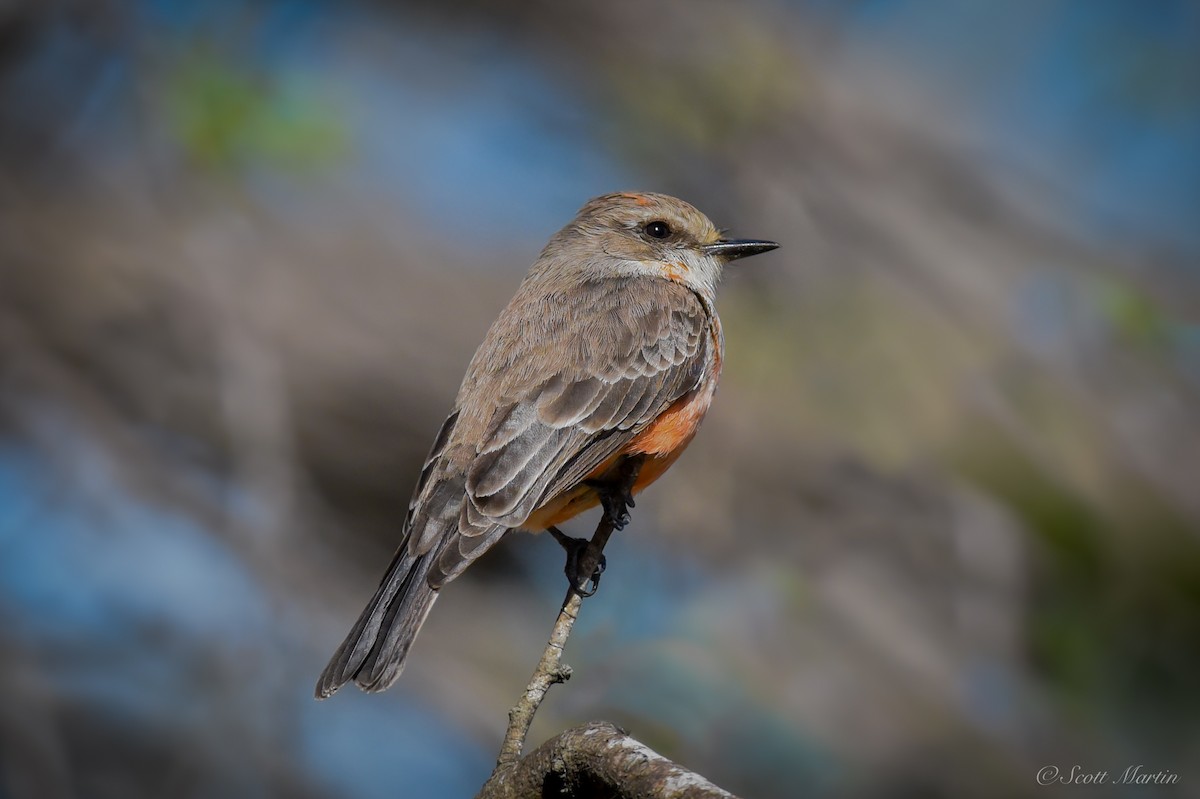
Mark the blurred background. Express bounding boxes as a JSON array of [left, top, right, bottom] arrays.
[[1, 1, 1198, 797]]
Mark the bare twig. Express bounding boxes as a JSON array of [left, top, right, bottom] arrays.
[[486, 503, 617, 770], [489, 457, 642, 771], [492, 583, 584, 770]]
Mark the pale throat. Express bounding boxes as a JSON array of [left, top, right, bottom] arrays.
[[653, 252, 720, 298]]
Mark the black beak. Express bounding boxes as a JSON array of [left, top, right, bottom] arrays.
[[702, 239, 779, 261]]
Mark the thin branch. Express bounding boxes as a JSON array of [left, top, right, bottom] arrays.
[[493, 583, 584, 769], [488, 457, 641, 771], [488, 496, 622, 770]]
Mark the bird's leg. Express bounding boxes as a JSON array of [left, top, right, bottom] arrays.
[[586, 457, 642, 532], [548, 526, 605, 597], [597, 484, 635, 531], [559, 457, 643, 597]]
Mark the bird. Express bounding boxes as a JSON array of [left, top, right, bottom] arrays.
[[316, 191, 777, 698]]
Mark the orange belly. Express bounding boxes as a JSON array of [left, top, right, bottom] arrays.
[[521, 387, 711, 530]]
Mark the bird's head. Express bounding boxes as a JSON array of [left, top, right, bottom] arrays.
[[539, 192, 778, 298]]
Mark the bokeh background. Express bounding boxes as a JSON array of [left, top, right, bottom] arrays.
[[1, 1, 1198, 797]]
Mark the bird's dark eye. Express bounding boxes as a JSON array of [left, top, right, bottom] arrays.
[[643, 221, 671, 240]]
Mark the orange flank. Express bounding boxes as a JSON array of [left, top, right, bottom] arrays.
[[627, 389, 710, 456]]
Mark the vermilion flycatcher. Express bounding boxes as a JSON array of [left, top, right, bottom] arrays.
[[317, 192, 777, 697]]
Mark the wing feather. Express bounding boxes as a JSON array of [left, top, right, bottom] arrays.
[[479, 402, 539, 454], [468, 421, 559, 499], [580, 378, 635, 432], [470, 425, 572, 518], [538, 375, 606, 426]]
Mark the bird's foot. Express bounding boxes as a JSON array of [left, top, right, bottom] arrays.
[[588, 481, 636, 531], [548, 526, 606, 597]]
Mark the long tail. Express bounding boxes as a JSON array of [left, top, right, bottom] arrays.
[[315, 546, 440, 698]]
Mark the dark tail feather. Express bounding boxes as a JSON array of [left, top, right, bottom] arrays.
[[315, 547, 440, 699]]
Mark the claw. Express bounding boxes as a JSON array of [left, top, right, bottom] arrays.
[[576, 571, 600, 597], [597, 485, 635, 532], [549, 527, 606, 597]]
